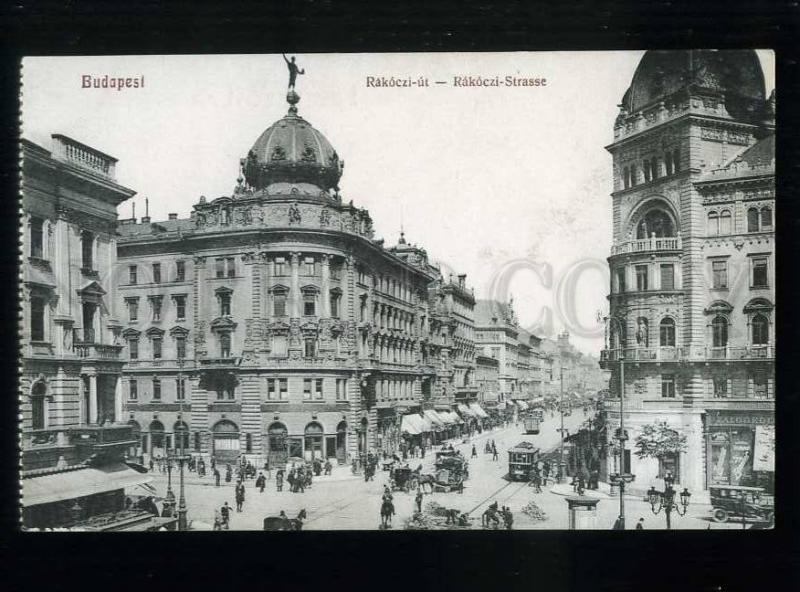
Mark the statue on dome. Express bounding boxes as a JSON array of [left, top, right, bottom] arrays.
[[283, 53, 305, 90]]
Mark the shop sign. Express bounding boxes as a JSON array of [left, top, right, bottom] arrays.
[[753, 425, 775, 472], [707, 411, 773, 427]]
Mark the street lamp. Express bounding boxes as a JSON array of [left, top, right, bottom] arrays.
[[174, 356, 190, 530], [600, 312, 633, 530], [646, 472, 691, 529]]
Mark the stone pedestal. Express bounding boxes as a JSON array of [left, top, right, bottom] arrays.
[[566, 496, 601, 530]]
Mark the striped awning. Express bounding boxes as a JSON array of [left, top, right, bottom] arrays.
[[469, 403, 489, 418], [424, 409, 447, 427]]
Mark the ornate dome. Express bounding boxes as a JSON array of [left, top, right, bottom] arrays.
[[243, 91, 343, 194], [622, 50, 766, 122]]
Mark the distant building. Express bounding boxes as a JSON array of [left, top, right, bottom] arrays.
[[601, 50, 775, 493]]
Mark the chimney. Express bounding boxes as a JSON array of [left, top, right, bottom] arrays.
[[168, 213, 178, 220], [141, 198, 151, 223]]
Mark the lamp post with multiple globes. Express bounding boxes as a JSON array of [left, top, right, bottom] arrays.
[[647, 472, 691, 530]]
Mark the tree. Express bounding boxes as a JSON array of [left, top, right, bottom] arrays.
[[633, 421, 687, 461]]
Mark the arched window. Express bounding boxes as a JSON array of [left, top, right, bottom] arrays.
[[304, 422, 324, 461], [707, 211, 719, 236], [636, 208, 675, 239], [760, 207, 772, 230], [752, 314, 769, 345], [747, 207, 760, 232], [267, 422, 288, 464], [31, 381, 47, 430], [212, 420, 240, 459], [149, 420, 165, 449], [659, 318, 676, 347], [719, 210, 732, 235], [712, 316, 728, 348]]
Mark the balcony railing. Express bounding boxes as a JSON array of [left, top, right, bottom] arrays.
[[22, 425, 137, 471], [601, 345, 773, 363], [610, 236, 682, 256], [75, 343, 124, 360]]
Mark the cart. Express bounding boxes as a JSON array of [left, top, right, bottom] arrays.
[[391, 465, 419, 493]]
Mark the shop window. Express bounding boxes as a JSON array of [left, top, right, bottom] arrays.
[[747, 208, 760, 232], [761, 207, 772, 230], [129, 265, 138, 285], [659, 318, 676, 347], [751, 257, 768, 288], [661, 374, 676, 398], [713, 376, 727, 398], [635, 265, 648, 291], [30, 296, 45, 342], [153, 263, 161, 284], [719, 210, 732, 235], [712, 260, 728, 289], [712, 316, 728, 348], [176, 260, 186, 282], [30, 216, 44, 259], [752, 314, 769, 345], [660, 264, 674, 290]]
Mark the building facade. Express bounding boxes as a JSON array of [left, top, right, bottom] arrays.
[[116, 89, 476, 466], [20, 135, 157, 529], [600, 50, 775, 493]]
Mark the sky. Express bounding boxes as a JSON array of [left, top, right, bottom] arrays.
[[21, 51, 774, 355]]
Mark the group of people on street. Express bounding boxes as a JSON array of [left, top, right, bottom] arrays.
[[483, 440, 499, 460]]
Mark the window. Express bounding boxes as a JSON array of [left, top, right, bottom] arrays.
[[315, 378, 323, 400], [274, 258, 286, 276], [330, 264, 341, 281], [304, 338, 316, 358], [129, 338, 139, 360], [665, 151, 673, 175], [227, 257, 236, 278], [751, 314, 769, 345], [30, 216, 44, 258], [174, 295, 187, 320], [30, 296, 45, 342], [273, 290, 287, 317], [152, 336, 163, 359], [176, 260, 185, 282], [267, 379, 277, 400], [490, 347, 500, 359], [150, 296, 163, 321], [129, 265, 138, 285], [713, 377, 727, 398], [747, 208, 760, 232], [153, 263, 161, 284], [216, 258, 225, 278], [661, 374, 676, 398], [279, 378, 288, 399], [303, 291, 317, 316], [616, 268, 626, 293], [176, 335, 186, 359], [719, 210, 731, 235], [336, 378, 348, 400], [751, 257, 768, 288], [629, 164, 637, 186], [622, 166, 630, 189], [707, 212, 719, 236], [752, 371, 768, 398], [220, 333, 231, 358], [127, 298, 139, 322], [650, 157, 659, 180], [129, 380, 138, 401], [660, 264, 674, 290], [272, 335, 287, 357], [176, 378, 186, 401], [303, 379, 312, 400], [81, 231, 94, 270], [219, 292, 232, 316], [636, 209, 675, 239], [672, 149, 680, 172], [643, 160, 651, 183], [761, 207, 772, 230], [712, 260, 728, 289], [330, 292, 341, 318], [153, 378, 162, 400], [659, 318, 676, 347], [635, 265, 648, 291], [304, 257, 315, 276], [712, 316, 728, 348]]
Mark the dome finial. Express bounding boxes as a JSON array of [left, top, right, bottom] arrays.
[[283, 53, 305, 114], [286, 89, 300, 115]]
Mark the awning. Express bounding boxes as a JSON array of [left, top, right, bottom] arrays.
[[401, 414, 422, 435], [442, 411, 462, 424], [516, 400, 529, 411], [22, 463, 153, 507], [469, 403, 489, 418], [424, 409, 446, 428], [457, 404, 476, 418]]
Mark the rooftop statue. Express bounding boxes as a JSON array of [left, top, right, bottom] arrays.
[[283, 53, 305, 91]]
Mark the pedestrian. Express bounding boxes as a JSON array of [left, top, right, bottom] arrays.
[[276, 468, 284, 492], [612, 516, 623, 530], [503, 506, 514, 530], [256, 472, 266, 493], [287, 469, 295, 492], [220, 502, 231, 529], [263, 460, 271, 480], [415, 489, 423, 514], [543, 461, 551, 483], [235, 482, 245, 512], [533, 471, 542, 494], [225, 464, 232, 483], [214, 467, 221, 487], [636, 517, 645, 530], [324, 459, 332, 476], [148, 457, 154, 472], [471, 444, 477, 458], [297, 467, 306, 493], [213, 509, 222, 531], [492, 444, 498, 462]]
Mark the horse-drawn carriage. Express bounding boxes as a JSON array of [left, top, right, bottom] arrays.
[[390, 465, 419, 493]]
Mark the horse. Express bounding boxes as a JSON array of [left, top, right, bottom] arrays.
[[380, 499, 395, 528], [417, 473, 438, 494], [263, 509, 307, 531]]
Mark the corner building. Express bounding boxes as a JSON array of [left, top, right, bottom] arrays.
[[601, 50, 775, 494], [117, 89, 470, 466]]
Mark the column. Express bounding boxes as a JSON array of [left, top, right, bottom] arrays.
[[290, 252, 301, 318], [321, 254, 331, 317], [89, 374, 98, 425], [114, 375, 123, 423]]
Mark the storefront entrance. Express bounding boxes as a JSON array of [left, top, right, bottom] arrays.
[[212, 419, 240, 463], [304, 422, 324, 461], [706, 411, 774, 491]]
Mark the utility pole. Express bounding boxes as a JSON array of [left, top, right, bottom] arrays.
[[618, 353, 626, 530], [559, 366, 565, 483]]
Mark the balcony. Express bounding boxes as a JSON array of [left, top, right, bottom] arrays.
[[75, 343, 124, 360], [600, 345, 774, 365], [198, 356, 241, 369], [22, 424, 137, 472], [610, 236, 682, 256], [708, 346, 774, 361]]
